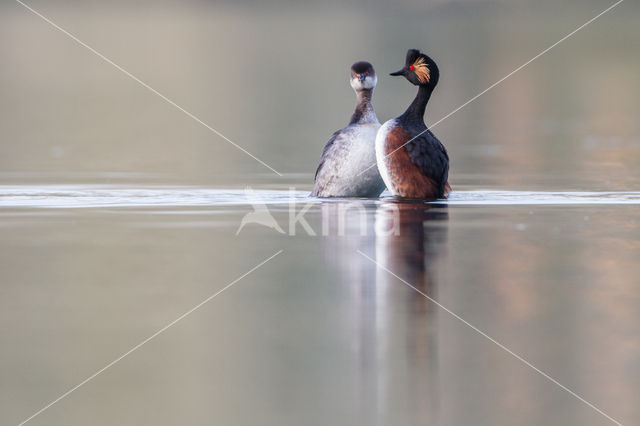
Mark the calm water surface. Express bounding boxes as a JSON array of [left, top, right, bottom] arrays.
[[1, 180, 639, 426], [2, 0, 640, 425]]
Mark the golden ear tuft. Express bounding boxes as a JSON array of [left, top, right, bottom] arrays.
[[412, 57, 430, 83]]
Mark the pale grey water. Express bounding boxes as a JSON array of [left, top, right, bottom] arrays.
[[3, 186, 640, 208], [2, 0, 640, 425], [2, 181, 640, 426]]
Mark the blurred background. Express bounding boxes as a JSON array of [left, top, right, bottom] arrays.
[[1, 0, 639, 189]]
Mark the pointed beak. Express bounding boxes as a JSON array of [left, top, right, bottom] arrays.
[[356, 73, 366, 81], [390, 69, 405, 76]]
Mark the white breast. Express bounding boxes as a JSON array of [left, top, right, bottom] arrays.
[[313, 119, 388, 197], [343, 123, 380, 175], [375, 119, 398, 195]]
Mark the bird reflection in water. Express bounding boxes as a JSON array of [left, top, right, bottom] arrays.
[[321, 201, 448, 425]]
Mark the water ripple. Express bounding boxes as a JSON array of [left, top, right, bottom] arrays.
[[1, 185, 640, 208]]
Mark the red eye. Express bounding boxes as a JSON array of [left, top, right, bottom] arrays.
[[409, 65, 415, 71], [366, 71, 369, 75]]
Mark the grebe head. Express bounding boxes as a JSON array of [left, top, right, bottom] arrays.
[[350, 61, 377, 92], [390, 49, 439, 88]]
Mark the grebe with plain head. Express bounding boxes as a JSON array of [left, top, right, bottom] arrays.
[[312, 61, 386, 198]]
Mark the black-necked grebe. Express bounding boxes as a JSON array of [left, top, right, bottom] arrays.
[[312, 61, 386, 198], [375, 49, 450, 199]]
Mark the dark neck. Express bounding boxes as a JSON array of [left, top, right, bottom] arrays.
[[400, 85, 433, 124], [349, 89, 377, 125]]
